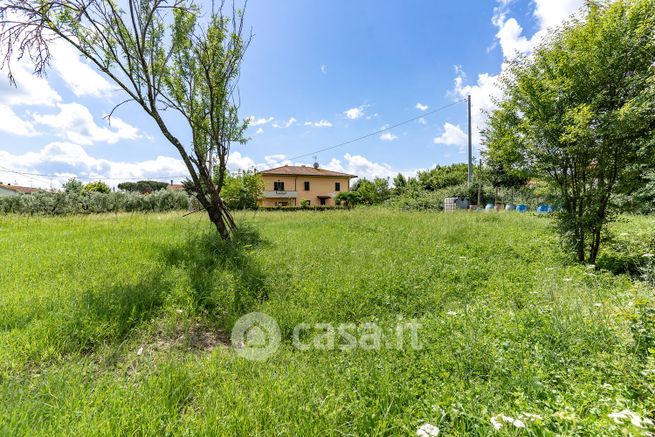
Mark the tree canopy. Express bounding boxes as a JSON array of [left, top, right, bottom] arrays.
[[0, 0, 251, 239], [484, 0, 655, 263]]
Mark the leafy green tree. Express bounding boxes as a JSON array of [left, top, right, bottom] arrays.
[[353, 178, 391, 205], [417, 164, 469, 191], [393, 173, 407, 195], [220, 170, 263, 210], [118, 181, 169, 194], [0, 0, 250, 239], [82, 181, 111, 194], [335, 191, 361, 207], [484, 0, 655, 263], [62, 178, 84, 194]]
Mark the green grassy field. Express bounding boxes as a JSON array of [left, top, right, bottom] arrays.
[[0, 209, 654, 435]]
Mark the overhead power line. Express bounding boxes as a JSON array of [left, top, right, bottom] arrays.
[[0, 165, 187, 182], [0, 99, 466, 183], [285, 99, 466, 161]]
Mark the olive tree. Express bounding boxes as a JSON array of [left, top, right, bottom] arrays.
[[484, 0, 655, 263], [0, 0, 250, 239]]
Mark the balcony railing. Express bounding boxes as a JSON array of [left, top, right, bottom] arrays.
[[262, 190, 298, 199]]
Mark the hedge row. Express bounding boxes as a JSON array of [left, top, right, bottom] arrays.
[[0, 190, 192, 215]]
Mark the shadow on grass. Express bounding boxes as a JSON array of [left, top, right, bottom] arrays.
[[161, 224, 269, 321], [68, 225, 269, 354]]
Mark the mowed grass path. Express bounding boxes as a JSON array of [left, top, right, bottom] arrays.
[[0, 210, 653, 435]]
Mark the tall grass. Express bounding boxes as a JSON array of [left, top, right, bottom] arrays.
[[0, 210, 653, 435]]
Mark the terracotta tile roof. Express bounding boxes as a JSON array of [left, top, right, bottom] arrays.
[[166, 184, 186, 192], [260, 165, 357, 178], [0, 184, 40, 194]]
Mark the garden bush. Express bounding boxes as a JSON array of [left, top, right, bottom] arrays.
[[0, 190, 191, 215]]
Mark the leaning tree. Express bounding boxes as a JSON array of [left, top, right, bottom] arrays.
[[0, 0, 250, 239]]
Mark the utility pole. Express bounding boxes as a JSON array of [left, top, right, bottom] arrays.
[[467, 95, 473, 185]]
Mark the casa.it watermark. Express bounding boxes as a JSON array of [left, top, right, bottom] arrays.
[[230, 312, 422, 361]]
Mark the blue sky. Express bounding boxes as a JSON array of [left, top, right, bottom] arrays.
[[0, 0, 584, 187]]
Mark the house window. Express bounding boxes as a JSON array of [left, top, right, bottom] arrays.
[[304, 181, 310, 191], [335, 182, 341, 192], [274, 181, 285, 191]]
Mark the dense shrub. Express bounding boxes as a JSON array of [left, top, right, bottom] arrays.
[[82, 181, 111, 194], [0, 190, 191, 215], [117, 180, 170, 193]]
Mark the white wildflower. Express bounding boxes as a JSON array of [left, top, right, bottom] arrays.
[[594, 303, 603, 307], [519, 413, 543, 422], [416, 423, 439, 436], [137, 347, 144, 356], [643, 253, 654, 258], [608, 409, 654, 428], [564, 278, 573, 282], [491, 415, 519, 430], [447, 311, 458, 316]]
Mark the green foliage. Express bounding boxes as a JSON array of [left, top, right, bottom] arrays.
[[0, 190, 190, 215], [483, 0, 655, 263], [117, 181, 169, 194], [416, 163, 469, 191], [352, 177, 391, 205], [82, 181, 111, 194], [0, 0, 251, 238], [300, 199, 311, 208], [62, 178, 83, 194], [0, 211, 653, 434], [335, 191, 361, 207], [219, 170, 263, 210]]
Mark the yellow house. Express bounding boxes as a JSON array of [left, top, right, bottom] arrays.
[[258, 165, 357, 207]]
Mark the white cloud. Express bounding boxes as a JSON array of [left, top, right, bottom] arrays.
[[433, 123, 468, 150], [50, 41, 114, 98], [304, 120, 332, 128], [418, 117, 427, 125], [344, 106, 366, 120], [0, 105, 38, 136], [452, 67, 501, 148], [247, 116, 274, 126], [449, 0, 583, 150], [533, 0, 584, 30], [492, 0, 584, 61], [324, 153, 423, 181], [32, 103, 142, 145], [284, 117, 297, 128], [416, 103, 429, 112], [255, 128, 264, 135], [0, 61, 61, 107], [228, 151, 257, 171], [263, 154, 291, 168], [0, 142, 186, 187], [321, 64, 327, 74], [0, 143, 259, 188], [379, 132, 398, 142]]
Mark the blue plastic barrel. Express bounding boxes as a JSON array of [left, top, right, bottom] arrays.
[[537, 204, 553, 214], [516, 204, 528, 213], [485, 203, 495, 211], [505, 204, 516, 211]]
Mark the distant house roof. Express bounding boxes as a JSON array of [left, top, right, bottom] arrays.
[[260, 165, 357, 178], [0, 184, 40, 194], [167, 183, 186, 192]]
